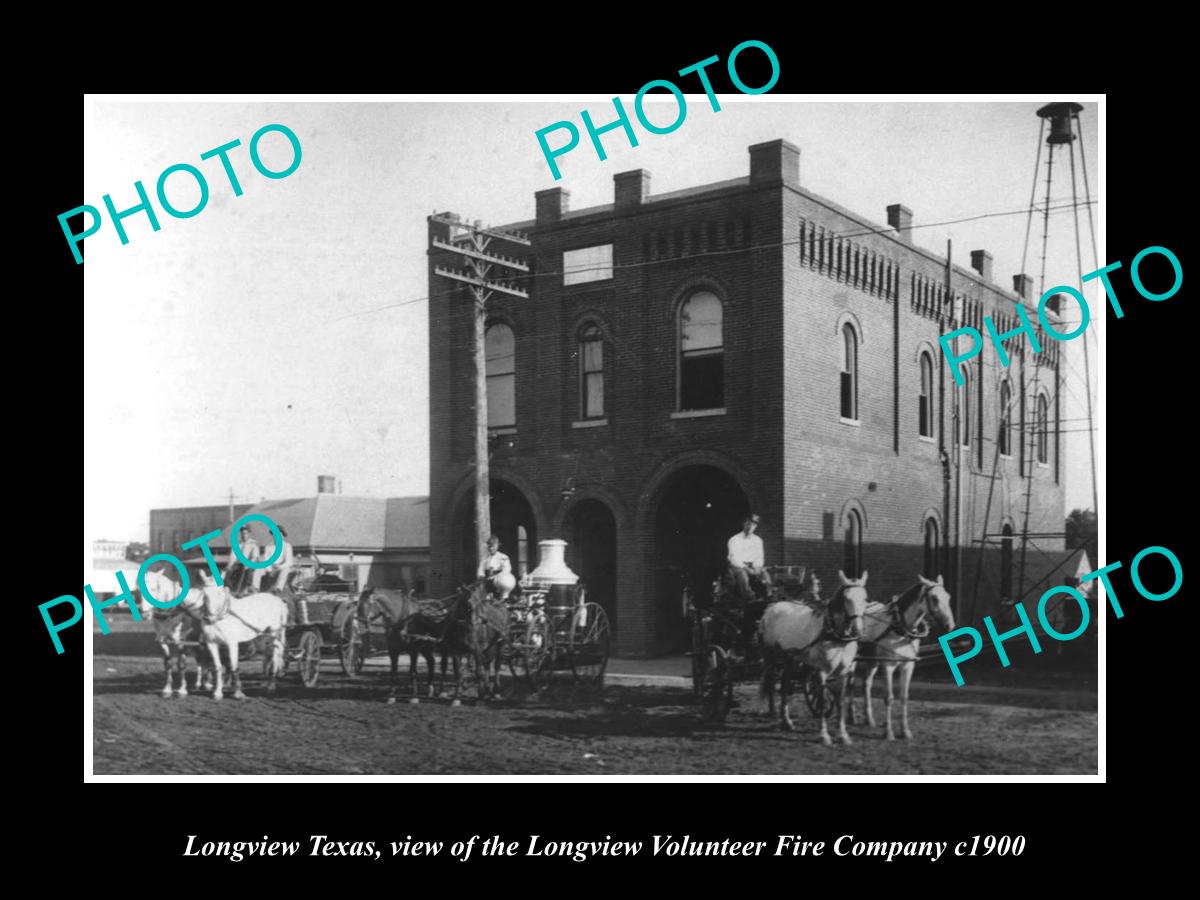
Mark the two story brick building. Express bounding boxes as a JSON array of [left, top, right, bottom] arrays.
[[428, 139, 1071, 657]]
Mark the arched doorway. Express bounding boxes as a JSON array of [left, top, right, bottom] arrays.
[[654, 465, 751, 651], [456, 479, 537, 583], [566, 499, 618, 632]]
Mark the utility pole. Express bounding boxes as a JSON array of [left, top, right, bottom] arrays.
[[947, 241, 963, 613], [228, 488, 235, 525], [429, 213, 530, 571]]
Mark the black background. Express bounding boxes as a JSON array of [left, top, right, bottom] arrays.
[[24, 20, 1188, 887]]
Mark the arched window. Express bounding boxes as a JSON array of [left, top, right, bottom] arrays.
[[999, 380, 1012, 456], [959, 364, 972, 448], [579, 323, 604, 420], [840, 323, 859, 421], [923, 517, 940, 579], [678, 291, 724, 411], [844, 509, 863, 579], [485, 323, 515, 428], [919, 352, 935, 438], [1000, 523, 1014, 602], [1036, 393, 1049, 464]]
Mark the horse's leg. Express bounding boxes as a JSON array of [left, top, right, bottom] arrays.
[[845, 664, 857, 725], [836, 666, 853, 744], [900, 662, 915, 740], [175, 645, 189, 698], [758, 652, 776, 718], [816, 671, 833, 746], [409, 646, 421, 704], [160, 644, 173, 698], [882, 664, 897, 741], [863, 664, 878, 728], [450, 653, 463, 707], [779, 660, 796, 732], [386, 631, 400, 704], [229, 640, 245, 700], [208, 641, 224, 700]]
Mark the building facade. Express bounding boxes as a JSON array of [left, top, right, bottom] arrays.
[[428, 139, 1070, 657]]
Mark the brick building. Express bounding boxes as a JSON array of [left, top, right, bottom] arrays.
[[428, 139, 1073, 657]]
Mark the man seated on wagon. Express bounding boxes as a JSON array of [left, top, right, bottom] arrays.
[[477, 534, 517, 603], [224, 525, 260, 595], [725, 513, 774, 651]]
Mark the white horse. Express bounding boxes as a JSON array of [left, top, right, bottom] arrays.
[[197, 584, 288, 700], [851, 574, 955, 740], [139, 570, 212, 698], [760, 571, 868, 745]]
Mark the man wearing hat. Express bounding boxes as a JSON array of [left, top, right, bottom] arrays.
[[478, 534, 516, 601], [727, 513, 771, 602], [263, 525, 295, 596]]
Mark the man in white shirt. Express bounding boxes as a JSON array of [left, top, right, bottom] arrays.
[[225, 526, 260, 594], [477, 534, 516, 601], [727, 513, 771, 602], [263, 526, 295, 596]]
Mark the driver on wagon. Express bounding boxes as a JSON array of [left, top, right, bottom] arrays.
[[478, 534, 516, 602]]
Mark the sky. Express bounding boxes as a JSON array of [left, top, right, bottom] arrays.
[[83, 97, 1101, 544]]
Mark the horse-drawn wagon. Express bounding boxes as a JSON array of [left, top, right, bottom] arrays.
[[501, 539, 611, 689], [253, 555, 363, 688], [687, 565, 838, 722]]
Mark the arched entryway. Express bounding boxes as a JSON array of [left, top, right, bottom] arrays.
[[653, 465, 751, 651], [565, 499, 618, 633], [455, 479, 537, 583]]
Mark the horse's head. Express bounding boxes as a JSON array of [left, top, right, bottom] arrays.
[[918, 574, 955, 633], [835, 570, 869, 638]]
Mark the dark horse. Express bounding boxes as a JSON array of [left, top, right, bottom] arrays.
[[371, 582, 507, 704]]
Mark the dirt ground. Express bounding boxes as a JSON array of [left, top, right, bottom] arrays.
[[92, 647, 1097, 776]]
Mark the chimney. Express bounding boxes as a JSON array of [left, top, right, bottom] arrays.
[[748, 139, 800, 186], [318, 475, 337, 494], [1012, 273, 1033, 299], [887, 204, 913, 242], [535, 187, 569, 225], [614, 169, 651, 211], [970, 249, 994, 283]]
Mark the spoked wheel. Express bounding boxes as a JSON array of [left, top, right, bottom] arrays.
[[802, 669, 838, 717], [298, 630, 322, 688], [700, 645, 734, 723], [568, 602, 611, 685], [517, 614, 553, 689], [690, 614, 708, 698], [339, 616, 367, 677]]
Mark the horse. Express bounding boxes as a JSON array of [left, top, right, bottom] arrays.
[[849, 574, 955, 740], [138, 570, 214, 698], [384, 582, 508, 704], [196, 584, 288, 700], [373, 587, 451, 704], [759, 570, 868, 745]]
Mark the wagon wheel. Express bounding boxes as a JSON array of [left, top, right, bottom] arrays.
[[802, 668, 838, 717], [298, 630, 322, 688], [700, 645, 734, 723], [568, 602, 610, 685], [517, 613, 553, 689], [690, 613, 708, 698], [339, 615, 367, 678]]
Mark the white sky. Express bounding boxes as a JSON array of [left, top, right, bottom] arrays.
[[83, 97, 1100, 543]]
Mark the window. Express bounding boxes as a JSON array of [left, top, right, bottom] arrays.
[[959, 364, 972, 448], [999, 380, 1012, 456], [919, 352, 935, 438], [1036, 393, 1049, 464], [844, 509, 863, 579], [923, 517, 940, 579], [516, 525, 529, 578], [485, 323, 515, 428], [678, 291, 724, 411], [578, 323, 604, 420], [563, 244, 613, 285], [840, 323, 858, 421]]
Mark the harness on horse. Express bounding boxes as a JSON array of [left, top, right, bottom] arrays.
[[880, 585, 933, 640]]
